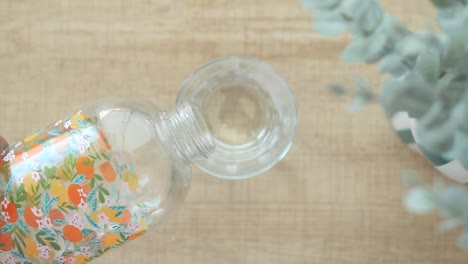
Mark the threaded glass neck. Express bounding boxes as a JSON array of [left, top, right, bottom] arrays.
[[159, 104, 215, 166]]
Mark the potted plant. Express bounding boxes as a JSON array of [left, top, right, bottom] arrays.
[[303, 0, 468, 250]]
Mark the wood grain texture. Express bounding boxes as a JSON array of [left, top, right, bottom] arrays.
[[0, 0, 464, 263]]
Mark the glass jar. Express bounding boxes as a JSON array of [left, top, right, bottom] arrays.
[[0, 57, 297, 263]]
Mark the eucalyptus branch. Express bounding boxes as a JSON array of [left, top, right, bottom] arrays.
[[304, 0, 468, 167], [403, 173, 468, 250], [304, 0, 468, 251]]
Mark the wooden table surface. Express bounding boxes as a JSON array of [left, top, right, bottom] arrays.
[[0, 0, 465, 263]]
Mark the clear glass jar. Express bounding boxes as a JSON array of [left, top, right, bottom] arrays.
[[177, 56, 297, 179], [0, 57, 297, 264]]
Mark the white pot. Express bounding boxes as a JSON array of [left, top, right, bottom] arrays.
[[392, 111, 468, 183]]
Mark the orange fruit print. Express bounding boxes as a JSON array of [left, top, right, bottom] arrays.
[[1, 198, 18, 223], [76, 156, 94, 180], [68, 184, 87, 206], [63, 225, 83, 243], [99, 162, 116, 182], [0, 112, 151, 264], [0, 233, 13, 251], [48, 209, 65, 227], [24, 207, 42, 228]]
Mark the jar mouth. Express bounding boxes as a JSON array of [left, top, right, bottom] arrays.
[[176, 56, 297, 179]]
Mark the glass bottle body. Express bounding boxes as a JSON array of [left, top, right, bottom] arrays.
[[0, 56, 297, 264], [0, 98, 205, 263]]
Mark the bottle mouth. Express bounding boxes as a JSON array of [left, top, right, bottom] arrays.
[[176, 56, 297, 179], [159, 104, 215, 166], [175, 104, 215, 161]]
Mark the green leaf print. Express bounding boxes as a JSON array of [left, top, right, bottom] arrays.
[[109, 206, 126, 211], [35, 235, 46, 245], [44, 166, 57, 178], [82, 229, 94, 236], [4, 180, 13, 195], [33, 194, 42, 207], [43, 228, 55, 237], [17, 220, 29, 235], [94, 174, 103, 181], [90, 177, 97, 189], [42, 192, 50, 212], [16, 193, 27, 203], [15, 226, 27, 241], [40, 178, 48, 191], [86, 189, 96, 203], [87, 189, 98, 212], [115, 211, 123, 218], [98, 192, 105, 203], [2, 165, 9, 176], [76, 119, 88, 128], [50, 241, 61, 251], [54, 219, 67, 225], [92, 199, 98, 212], [45, 196, 59, 215], [2, 223, 13, 234], [86, 214, 100, 229], [72, 174, 86, 184], [101, 150, 109, 161], [100, 186, 110, 196], [12, 235, 26, 256], [11, 250, 25, 259]]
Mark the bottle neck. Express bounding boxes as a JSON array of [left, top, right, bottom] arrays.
[[159, 104, 215, 166]]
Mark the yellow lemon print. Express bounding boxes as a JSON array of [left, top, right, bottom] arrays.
[[124, 170, 139, 193], [23, 173, 39, 198], [50, 179, 70, 205], [56, 165, 69, 181], [23, 237, 39, 259], [74, 253, 88, 264], [70, 114, 87, 129], [24, 133, 40, 143], [101, 233, 121, 247]]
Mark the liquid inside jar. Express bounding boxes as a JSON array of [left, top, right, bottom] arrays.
[[200, 82, 269, 146]]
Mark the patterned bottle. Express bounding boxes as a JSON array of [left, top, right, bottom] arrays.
[[0, 56, 298, 263], [0, 98, 214, 263]]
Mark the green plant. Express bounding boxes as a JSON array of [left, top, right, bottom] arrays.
[[303, 0, 468, 250], [403, 173, 468, 250]]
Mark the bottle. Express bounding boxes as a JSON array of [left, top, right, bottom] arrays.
[[0, 57, 297, 263]]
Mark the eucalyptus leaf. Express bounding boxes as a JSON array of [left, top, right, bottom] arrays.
[[379, 54, 407, 76], [414, 50, 440, 84], [417, 103, 454, 153], [439, 186, 468, 219], [339, 0, 362, 21], [341, 33, 388, 63], [404, 186, 436, 214], [353, 0, 384, 36], [458, 231, 468, 251], [438, 218, 460, 232], [329, 84, 349, 96], [452, 94, 468, 132], [431, 0, 459, 8]]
